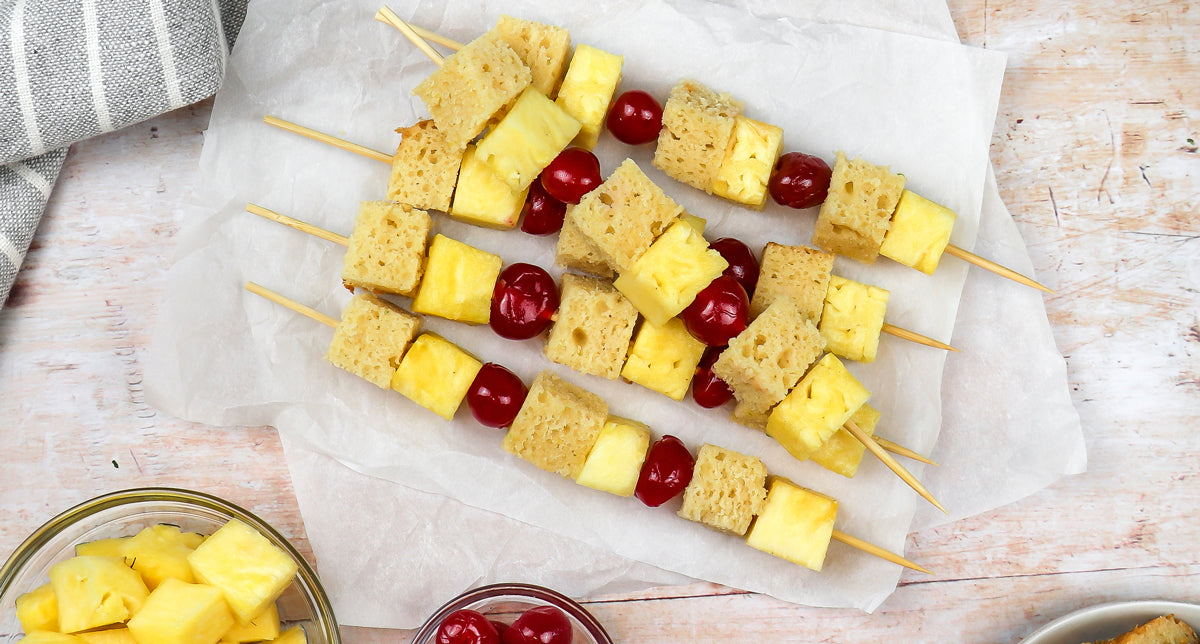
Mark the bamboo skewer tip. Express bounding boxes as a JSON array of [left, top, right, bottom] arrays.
[[831, 530, 932, 575], [944, 244, 1054, 294], [376, 6, 445, 66], [844, 420, 946, 513], [880, 323, 959, 353]]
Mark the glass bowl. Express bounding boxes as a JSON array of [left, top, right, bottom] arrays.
[[0, 487, 340, 643], [410, 583, 612, 644]]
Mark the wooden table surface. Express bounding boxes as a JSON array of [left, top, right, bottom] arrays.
[[2, 1, 1197, 642]]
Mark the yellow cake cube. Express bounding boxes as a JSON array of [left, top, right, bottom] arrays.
[[219, 603, 280, 643], [544, 274, 638, 379], [412, 234, 503, 325], [879, 189, 958, 274], [118, 524, 204, 590], [342, 201, 432, 296], [810, 404, 881, 478], [554, 218, 614, 278], [389, 333, 483, 421], [819, 275, 889, 363], [16, 583, 58, 633], [575, 417, 651, 496], [494, 16, 571, 97], [325, 293, 421, 389], [49, 556, 148, 633], [612, 219, 728, 326], [748, 243, 834, 322], [555, 44, 624, 149], [712, 116, 784, 209], [186, 519, 299, 625], [653, 79, 742, 192], [812, 152, 906, 263], [503, 371, 607, 479], [126, 579, 235, 644], [450, 144, 528, 229], [620, 317, 706, 400], [766, 354, 871, 461], [386, 120, 463, 212], [677, 445, 767, 536], [474, 87, 582, 192], [745, 478, 838, 571]]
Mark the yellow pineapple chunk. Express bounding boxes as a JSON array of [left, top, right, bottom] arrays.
[[126, 578, 235, 644], [219, 603, 280, 643], [612, 219, 729, 326], [575, 417, 651, 497], [390, 333, 483, 421], [412, 234, 503, 325], [49, 556, 148, 633], [268, 626, 306, 644], [73, 538, 128, 558], [77, 629, 138, 644], [819, 275, 889, 363], [810, 404, 881, 478], [16, 583, 58, 633], [119, 524, 203, 590], [186, 519, 299, 625], [745, 478, 838, 571], [680, 212, 706, 235], [17, 633, 80, 644], [450, 145, 528, 230], [712, 116, 784, 209], [766, 354, 871, 461], [879, 189, 958, 274], [474, 87, 581, 192], [620, 317, 705, 400], [555, 44, 624, 149]]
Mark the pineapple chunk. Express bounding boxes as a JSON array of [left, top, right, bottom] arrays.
[[612, 219, 729, 326], [450, 144, 528, 230], [712, 116, 784, 209], [119, 524, 203, 590], [127, 579, 235, 644], [17, 634, 80, 644], [810, 404, 881, 478], [412, 234, 503, 325], [555, 44, 624, 149], [73, 537, 128, 558], [186, 519, 298, 625], [474, 87, 581, 192], [620, 317, 706, 400], [745, 478, 838, 571], [16, 583, 58, 633], [819, 275, 889, 363], [76, 629, 138, 644], [680, 212, 706, 235], [219, 603, 280, 643], [575, 417, 651, 496], [268, 627, 307, 644], [766, 354, 870, 461], [879, 189, 957, 274], [390, 333, 483, 421], [49, 556, 148, 633]]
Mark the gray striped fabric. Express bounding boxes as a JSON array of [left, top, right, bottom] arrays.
[[0, 0, 249, 308]]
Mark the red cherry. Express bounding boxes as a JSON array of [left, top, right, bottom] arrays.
[[490, 263, 560, 340], [692, 347, 733, 409], [489, 621, 509, 638], [541, 148, 602, 204], [680, 275, 749, 347], [709, 238, 759, 299], [437, 609, 501, 644], [502, 606, 572, 644], [635, 436, 695, 507], [606, 90, 664, 145], [521, 179, 567, 235], [466, 363, 528, 428], [769, 152, 832, 209]]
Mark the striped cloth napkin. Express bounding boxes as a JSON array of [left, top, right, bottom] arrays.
[[0, 0, 249, 308]]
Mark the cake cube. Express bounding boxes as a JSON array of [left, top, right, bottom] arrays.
[[544, 273, 638, 379], [50, 556, 148, 633], [677, 444, 768, 536], [219, 603, 280, 643], [566, 159, 683, 274], [555, 44, 624, 149], [766, 354, 871, 461], [450, 144, 528, 229], [495, 16, 571, 97], [745, 478, 838, 571], [812, 152, 906, 263], [554, 218, 614, 278], [126, 579, 235, 644], [412, 30, 532, 150], [412, 234, 503, 325], [810, 404, 881, 478], [612, 219, 728, 326], [187, 519, 298, 625], [386, 120, 463, 212], [712, 298, 825, 422], [325, 293, 421, 389], [653, 79, 743, 192], [474, 87, 581, 192], [620, 316, 706, 400], [15, 583, 58, 633], [879, 189, 958, 274], [748, 243, 834, 322], [341, 201, 432, 296], [819, 275, 889, 363], [502, 371, 608, 479], [712, 116, 784, 209], [575, 417, 651, 496], [390, 333, 483, 421]]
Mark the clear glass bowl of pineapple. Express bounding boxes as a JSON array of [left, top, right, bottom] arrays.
[[0, 487, 339, 644], [410, 583, 612, 644]]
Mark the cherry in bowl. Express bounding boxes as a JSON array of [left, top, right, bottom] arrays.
[[411, 584, 612, 644]]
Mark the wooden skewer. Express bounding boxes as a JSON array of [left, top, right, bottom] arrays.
[[880, 323, 958, 353], [872, 436, 937, 466], [831, 530, 931, 575], [843, 420, 945, 513], [410, 24, 463, 51], [944, 243, 1053, 294], [246, 203, 349, 246], [375, 6, 444, 66], [244, 281, 339, 328], [263, 115, 393, 164]]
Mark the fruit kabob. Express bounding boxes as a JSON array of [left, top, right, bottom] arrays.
[[243, 280, 931, 575]]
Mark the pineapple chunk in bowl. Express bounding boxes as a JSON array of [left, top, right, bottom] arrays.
[[410, 583, 613, 644], [0, 488, 339, 644]]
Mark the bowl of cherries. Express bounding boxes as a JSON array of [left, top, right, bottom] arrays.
[[410, 583, 613, 644]]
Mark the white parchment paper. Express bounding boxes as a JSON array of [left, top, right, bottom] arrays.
[[145, 0, 1084, 622]]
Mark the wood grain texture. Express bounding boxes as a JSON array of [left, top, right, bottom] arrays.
[[1, 1, 1197, 642]]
